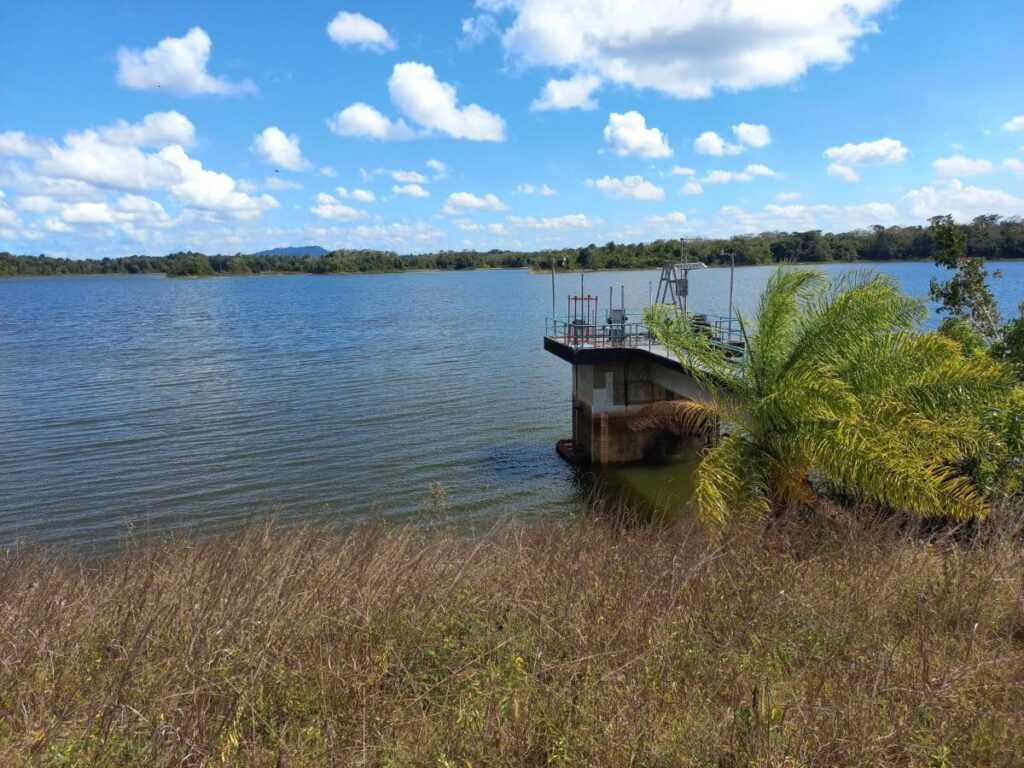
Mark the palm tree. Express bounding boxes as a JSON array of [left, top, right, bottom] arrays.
[[635, 267, 1008, 525]]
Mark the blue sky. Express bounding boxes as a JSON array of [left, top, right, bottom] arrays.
[[1, 0, 1023, 258]]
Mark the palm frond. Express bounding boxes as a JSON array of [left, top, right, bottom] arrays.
[[627, 398, 719, 435], [693, 434, 772, 525]]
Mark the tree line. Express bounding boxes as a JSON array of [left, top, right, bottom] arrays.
[[3, 214, 1023, 278]]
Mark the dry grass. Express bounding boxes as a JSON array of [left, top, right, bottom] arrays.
[[2, 505, 1024, 767]]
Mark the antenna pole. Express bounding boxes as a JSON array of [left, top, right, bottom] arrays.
[[550, 256, 556, 319]]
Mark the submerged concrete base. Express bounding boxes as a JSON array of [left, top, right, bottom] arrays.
[[545, 339, 716, 465]]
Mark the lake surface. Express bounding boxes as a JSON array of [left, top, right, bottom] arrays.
[[3, 261, 1023, 548]]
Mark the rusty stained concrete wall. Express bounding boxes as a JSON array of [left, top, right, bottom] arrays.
[[569, 356, 714, 464]]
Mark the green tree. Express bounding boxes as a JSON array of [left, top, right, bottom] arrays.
[[928, 214, 1002, 339], [638, 267, 1007, 524]]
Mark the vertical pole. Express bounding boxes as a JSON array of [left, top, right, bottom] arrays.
[[728, 251, 735, 338], [550, 257, 556, 320], [682, 251, 688, 317]]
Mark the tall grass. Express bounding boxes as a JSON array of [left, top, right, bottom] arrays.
[[2, 504, 1024, 766]]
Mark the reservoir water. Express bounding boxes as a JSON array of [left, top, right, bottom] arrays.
[[3, 261, 1023, 547]]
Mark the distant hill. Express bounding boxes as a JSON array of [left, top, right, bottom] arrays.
[[253, 246, 328, 257]]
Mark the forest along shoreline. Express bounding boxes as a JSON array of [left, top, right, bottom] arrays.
[[3, 213, 1023, 277]]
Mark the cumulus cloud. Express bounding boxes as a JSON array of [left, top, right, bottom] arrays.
[[311, 192, 368, 220], [1004, 158, 1024, 178], [1003, 115, 1024, 132], [426, 159, 448, 178], [387, 62, 505, 141], [932, 155, 993, 177], [442, 192, 507, 214], [516, 183, 557, 195], [351, 220, 445, 247], [681, 181, 703, 195], [116, 27, 255, 96], [732, 123, 771, 148], [326, 11, 396, 51], [823, 137, 907, 182], [251, 126, 310, 171], [827, 163, 860, 182], [326, 103, 415, 140], [903, 179, 1024, 221], [530, 74, 601, 111], [702, 164, 775, 184], [336, 187, 376, 202], [0, 131, 50, 158], [586, 175, 664, 201], [497, 0, 894, 99], [99, 111, 196, 147], [668, 166, 696, 177], [824, 137, 907, 165], [161, 146, 279, 218], [694, 131, 743, 157], [392, 183, 430, 197], [719, 201, 900, 234], [391, 170, 428, 184], [506, 213, 599, 229], [603, 111, 672, 158], [645, 212, 688, 224]]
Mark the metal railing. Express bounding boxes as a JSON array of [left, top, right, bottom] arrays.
[[546, 311, 746, 359]]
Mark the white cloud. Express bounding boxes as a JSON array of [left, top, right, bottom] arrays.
[[426, 159, 448, 178], [507, 213, 599, 229], [1004, 158, 1024, 178], [603, 111, 671, 158], [645, 212, 688, 224], [99, 111, 196, 147], [668, 166, 696, 176], [903, 179, 1024, 221], [15, 195, 59, 212], [251, 126, 310, 171], [733, 123, 771, 148], [388, 62, 505, 141], [392, 183, 430, 197], [320, 166, 338, 178], [336, 187, 376, 202], [827, 163, 859, 182], [703, 164, 775, 184], [932, 155, 993, 177], [36, 131, 182, 190], [694, 131, 743, 157], [1003, 115, 1024, 132], [530, 74, 600, 111], [326, 11, 396, 52], [516, 183, 557, 196], [824, 137, 907, 166], [161, 145, 279, 218], [775, 191, 803, 202], [455, 219, 509, 234], [719, 201, 900, 234], [681, 181, 703, 195], [460, 14, 500, 47], [311, 192, 367, 220], [351, 220, 445, 247], [587, 175, 664, 201], [442, 191, 507, 214], [0, 131, 50, 158], [498, 0, 894, 99], [327, 103, 415, 140], [116, 27, 255, 96], [391, 170, 428, 184]]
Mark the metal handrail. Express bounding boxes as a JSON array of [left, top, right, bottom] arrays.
[[545, 312, 745, 359]]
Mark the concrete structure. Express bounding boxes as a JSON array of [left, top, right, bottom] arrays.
[[544, 332, 718, 465]]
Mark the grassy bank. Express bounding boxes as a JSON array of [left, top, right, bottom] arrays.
[[2, 508, 1024, 767]]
